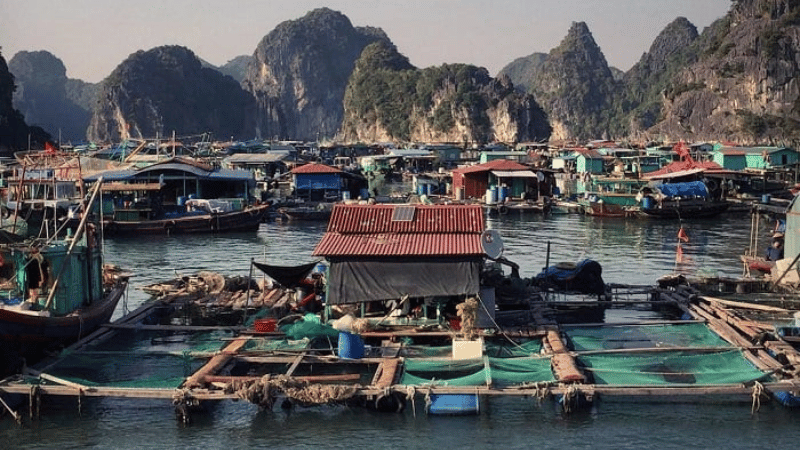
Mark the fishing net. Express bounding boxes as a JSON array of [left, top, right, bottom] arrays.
[[564, 323, 732, 351], [40, 329, 237, 388], [280, 313, 339, 341], [404, 339, 542, 358], [579, 350, 768, 385], [241, 337, 311, 352], [43, 352, 204, 388], [399, 356, 555, 387]]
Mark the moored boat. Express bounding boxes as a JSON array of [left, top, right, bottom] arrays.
[[638, 180, 730, 219], [82, 157, 269, 235], [0, 182, 130, 370]]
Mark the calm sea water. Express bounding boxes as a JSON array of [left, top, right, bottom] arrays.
[[4, 210, 800, 449]]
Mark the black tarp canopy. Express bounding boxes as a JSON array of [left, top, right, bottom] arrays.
[[253, 260, 320, 288], [326, 257, 481, 305]]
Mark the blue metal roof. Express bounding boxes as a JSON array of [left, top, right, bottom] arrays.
[[84, 162, 253, 183]]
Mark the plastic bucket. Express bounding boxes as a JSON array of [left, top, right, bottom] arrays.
[[254, 318, 277, 332], [338, 331, 364, 359]]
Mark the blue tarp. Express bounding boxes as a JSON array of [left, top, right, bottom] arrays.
[[656, 181, 708, 198]]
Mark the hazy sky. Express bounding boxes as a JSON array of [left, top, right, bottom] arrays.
[[2, 0, 733, 83]]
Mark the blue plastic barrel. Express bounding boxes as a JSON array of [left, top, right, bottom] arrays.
[[642, 196, 654, 209], [338, 331, 364, 359], [499, 186, 509, 202], [762, 194, 771, 204], [177, 196, 186, 206]]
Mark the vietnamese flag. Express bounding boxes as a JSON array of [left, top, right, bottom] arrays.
[[45, 142, 57, 153], [678, 227, 689, 243]]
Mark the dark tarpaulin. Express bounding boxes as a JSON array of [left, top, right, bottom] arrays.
[[326, 258, 481, 305], [253, 260, 319, 288]]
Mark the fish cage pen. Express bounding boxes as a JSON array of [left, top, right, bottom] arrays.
[[2, 284, 800, 424]]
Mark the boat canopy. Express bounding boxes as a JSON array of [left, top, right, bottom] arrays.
[[655, 181, 708, 198], [325, 257, 481, 305]]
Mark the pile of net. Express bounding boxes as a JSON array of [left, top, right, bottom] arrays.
[[226, 374, 360, 409]]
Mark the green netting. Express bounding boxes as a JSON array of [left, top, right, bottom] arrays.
[[70, 329, 234, 355], [281, 313, 339, 341], [241, 337, 311, 352], [43, 353, 203, 388], [565, 324, 732, 351], [399, 356, 554, 387], [404, 339, 542, 358], [579, 350, 768, 385]]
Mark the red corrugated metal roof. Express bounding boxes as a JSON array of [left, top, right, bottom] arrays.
[[644, 160, 722, 179], [291, 163, 343, 174], [325, 204, 484, 234], [312, 204, 486, 257], [453, 159, 530, 174], [313, 233, 485, 256]]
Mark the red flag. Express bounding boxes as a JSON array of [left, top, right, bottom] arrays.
[[44, 142, 57, 153], [678, 227, 689, 243]]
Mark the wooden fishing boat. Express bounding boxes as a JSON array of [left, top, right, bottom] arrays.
[[581, 200, 638, 217], [0, 181, 130, 368], [639, 180, 730, 219], [103, 203, 270, 235], [278, 203, 334, 221]]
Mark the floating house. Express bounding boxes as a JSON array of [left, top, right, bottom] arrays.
[[312, 203, 493, 326], [451, 159, 540, 201], [420, 144, 463, 168], [710, 146, 799, 170], [573, 148, 605, 174], [290, 162, 367, 202], [222, 152, 290, 181], [81, 157, 259, 232]]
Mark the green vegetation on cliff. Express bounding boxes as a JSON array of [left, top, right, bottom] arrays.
[[344, 41, 502, 141]]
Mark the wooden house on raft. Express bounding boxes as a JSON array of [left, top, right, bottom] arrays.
[[451, 159, 542, 201], [312, 203, 500, 326]]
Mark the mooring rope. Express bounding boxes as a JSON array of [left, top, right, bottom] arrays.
[[561, 385, 578, 413], [751, 381, 764, 414], [405, 386, 416, 418]]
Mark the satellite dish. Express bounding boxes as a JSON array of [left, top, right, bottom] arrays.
[[481, 229, 504, 259]]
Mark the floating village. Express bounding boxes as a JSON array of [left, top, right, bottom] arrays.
[[2, 137, 800, 424]]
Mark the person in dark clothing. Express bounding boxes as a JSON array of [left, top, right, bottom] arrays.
[[766, 233, 784, 261]]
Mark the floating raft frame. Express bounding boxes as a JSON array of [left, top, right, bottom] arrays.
[[3, 285, 800, 422]]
